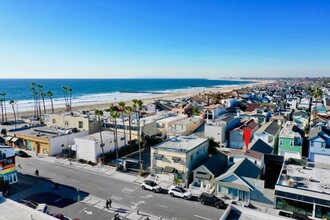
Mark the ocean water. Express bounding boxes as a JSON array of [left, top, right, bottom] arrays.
[[0, 79, 252, 112]]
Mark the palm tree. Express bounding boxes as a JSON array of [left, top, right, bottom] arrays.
[[118, 101, 127, 146], [110, 107, 120, 160], [68, 87, 73, 111], [0, 98, 4, 123], [41, 92, 46, 114], [9, 100, 17, 129], [95, 109, 105, 164], [125, 105, 133, 152], [312, 88, 323, 123], [0, 93, 7, 122], [62, 86, 69, 111], [31, 82, 38, 118], [47, 91, 54, 114], [37, 84, 43, 116], [132, 99, 143, 176]]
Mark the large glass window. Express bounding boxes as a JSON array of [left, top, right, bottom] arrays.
[[315, 205, 330, 219], [276, 197, 313, 216]]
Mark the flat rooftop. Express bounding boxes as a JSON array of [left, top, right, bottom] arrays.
[[0, 196, 57, 220], [220, 205, 286, 220], [13, 127, 60, 139], [78, 131, 122, 141], [280, 121, 297, 138], [154, 136, 207, 153], [277, 163, 330, 195], [172, 117, 201, 126], [156, 114, 186, 124]]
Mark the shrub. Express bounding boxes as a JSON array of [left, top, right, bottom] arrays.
[[78, 159, 87, 164], [87, 161, 97, 166]]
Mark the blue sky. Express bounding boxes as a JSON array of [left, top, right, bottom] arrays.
[[0, 0, 329, 78]]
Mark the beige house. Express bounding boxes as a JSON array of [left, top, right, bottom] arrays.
[[156, 114, 187, 138], [151, 136, 209, 184], [167, 116, 203, 136], [44, 113, 99, 134]]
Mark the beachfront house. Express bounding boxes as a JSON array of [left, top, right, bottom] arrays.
[[229, 119, 259, 149], [12, 127, 88, 156], [0, 145, 18, 187], [73, 131, 125, 163], [155, 113, 187, 138], [167, 116, 203, 137], [215, 158, 265, 203], [275, 162, 330, 219], [150, 136, 209, 184], [44, 113, 100, 134], [278, 121, 304, 159], [308, 126, 330, 164], [190, 153, 227, 193], [253, 120, 281, 149], [203, 105, 226, 121]]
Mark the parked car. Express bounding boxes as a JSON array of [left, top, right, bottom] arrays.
[[1, 121, 11, 125], [198, 192, 225, 209], [35, 203, 48, 213], [110, 158, 125, 165], [141, 180, 161, 193], [51, 213, 64, 220], [168, 186, 192, 200], [15, 150, 29, 158]]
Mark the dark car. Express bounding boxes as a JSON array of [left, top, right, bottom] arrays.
[[198, 192, 225, 209], [15, 150, 29, 158], [51, 213, 64, 220]]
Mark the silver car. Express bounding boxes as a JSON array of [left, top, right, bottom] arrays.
[[168, 186, 192, 200], [141, 180, 161, 193]]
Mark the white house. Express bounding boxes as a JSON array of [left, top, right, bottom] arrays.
[[73, 131, 125, 163], [308, 126, 330, 164]]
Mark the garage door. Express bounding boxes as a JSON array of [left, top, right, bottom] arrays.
[[281, 151, 300, 159], [310, 153, 330, 164]]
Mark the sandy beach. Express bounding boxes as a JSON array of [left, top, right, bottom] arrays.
[[6, 80, 274, 121]]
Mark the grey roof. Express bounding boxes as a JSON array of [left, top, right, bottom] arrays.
[[217, 158, 261, 181], [203, 153, 228, 177], [264, 120, 281, 136], [221, 114, 235, 123], [309, 126, 322, 140], [292, 110, 309, 118], [250, 139, 273, 154]]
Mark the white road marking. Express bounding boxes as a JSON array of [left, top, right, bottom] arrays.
[[78, 207, 86, 214], [131, 200, 145, 209], [125, 195, 134, 198], [140, 194, 153, 199], [193, 215, 212, 220], [84, 210, 93, 215], [72, 180, 80, 183], [97, 186, 104, 190], [121, 187, 135, 194], [156, 204, 168, 209], [111, 195, 122, 201]]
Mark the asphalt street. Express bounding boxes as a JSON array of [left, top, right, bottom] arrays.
[[14, 156, 224, 220]]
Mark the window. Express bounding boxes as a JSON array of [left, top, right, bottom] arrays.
[[52, 119, 56, 124], [121, 137, 125, 141], [279, 139, 283, 146], [290, 141, 293, 147], [310, 142, 314, 147], [78, 121, 83, 128], [65, 120, 69, 126], [191, 155, 193, 161]]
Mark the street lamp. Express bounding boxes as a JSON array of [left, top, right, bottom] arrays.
[[186, 168, 189, 189], [66, 130, 72, 165]]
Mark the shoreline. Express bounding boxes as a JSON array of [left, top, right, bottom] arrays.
[[5, 80, 274, 120]]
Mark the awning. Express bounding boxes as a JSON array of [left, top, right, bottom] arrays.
[[5, 136, 13, 142], [154, 166, 163, 172], [154, 153, 163, 160], [163, 166, 175, 173], [172, 156, 180, 163], [11, 137, 18, 142], [195, 172, 212, 180]]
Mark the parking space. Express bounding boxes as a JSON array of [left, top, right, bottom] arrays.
[[123, 149, 151, 173]]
